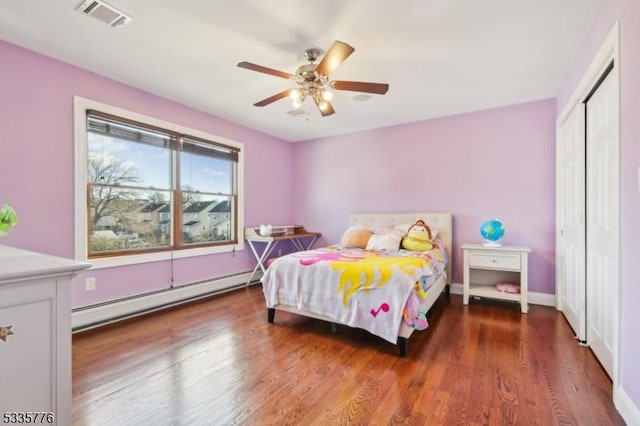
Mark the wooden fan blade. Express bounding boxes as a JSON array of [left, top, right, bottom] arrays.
[[333, 80, 389, 95], [237, 61, 294, 79], [313, 97, 335, 117], [254, 90, 291, 107], [314, 41, 355, 77]]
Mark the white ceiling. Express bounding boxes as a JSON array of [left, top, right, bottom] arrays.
[[0, 0, 602, 142]]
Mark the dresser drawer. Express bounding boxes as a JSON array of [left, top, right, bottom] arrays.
[[469, 252, 521, 270]]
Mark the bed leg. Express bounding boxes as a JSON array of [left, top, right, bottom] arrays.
[[267, 308, 275, 323], [398, 337, 408, 357], [445, 284, 451, 296]]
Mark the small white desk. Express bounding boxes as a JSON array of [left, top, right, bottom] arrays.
[[245, 226, 320, 285]]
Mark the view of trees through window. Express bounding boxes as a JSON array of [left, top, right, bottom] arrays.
[[86, 112, 238, 256]]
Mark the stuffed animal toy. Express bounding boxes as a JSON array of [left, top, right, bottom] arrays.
[[401, 219, 433, 252], [403, 286, 429, 330]]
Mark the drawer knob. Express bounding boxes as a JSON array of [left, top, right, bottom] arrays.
[[492, 259, 497, 263], [0, 325, 15, 342]]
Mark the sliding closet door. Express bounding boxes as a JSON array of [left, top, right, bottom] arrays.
[[556, 103, 586, 342], [585, 66, 619, 378], [556, 23, 619, 382]]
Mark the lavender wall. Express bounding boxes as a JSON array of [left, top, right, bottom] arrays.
[[618, 4, 640, 408], [557, 0, 640, 416], [292, 99, 556, 293], [0, 40, 295, 307]]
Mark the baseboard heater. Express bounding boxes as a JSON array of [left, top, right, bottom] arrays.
[[72, 270, 263, 332]]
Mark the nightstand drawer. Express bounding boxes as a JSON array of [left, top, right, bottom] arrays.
[[469, 252, 521, 270]]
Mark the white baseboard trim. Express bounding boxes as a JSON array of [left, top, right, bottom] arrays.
[[614, 385, 640, 426], [449, 283, 556, 307], [72, 270, 263, 331], [449, 283, 464, 295]]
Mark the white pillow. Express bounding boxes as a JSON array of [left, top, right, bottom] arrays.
[[371, 225, 405, 237], [366, 233, 403, 251], [394, 224, 411, 234]]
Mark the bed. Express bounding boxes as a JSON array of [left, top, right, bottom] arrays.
[[261, 212, 452, 356]]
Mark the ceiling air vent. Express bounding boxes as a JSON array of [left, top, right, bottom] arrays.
[[76, 0, 132, 28]]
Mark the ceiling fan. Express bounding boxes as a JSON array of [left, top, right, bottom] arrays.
[[237, 40, 389, 117]]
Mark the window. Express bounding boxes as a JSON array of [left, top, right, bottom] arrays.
[[74, 97, 244, 265]]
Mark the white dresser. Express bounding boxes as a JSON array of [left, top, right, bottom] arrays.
[[462, 243, 531, 313], [0, 245, 89, 425]]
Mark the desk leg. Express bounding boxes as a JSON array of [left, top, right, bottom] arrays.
[[246, 240, 279, 286], [290, 239, 305, 252], [290, 236, 319, 252], [304, 236, 318, 250], [247, 262, 261, 287]]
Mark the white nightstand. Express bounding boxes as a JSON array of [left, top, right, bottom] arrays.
[[462, 243, 531, 313]]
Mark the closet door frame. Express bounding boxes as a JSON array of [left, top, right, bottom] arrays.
[[555, 22, 620, 387]]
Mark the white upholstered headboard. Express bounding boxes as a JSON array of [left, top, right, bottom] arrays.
[[349, 212, 453, 284]]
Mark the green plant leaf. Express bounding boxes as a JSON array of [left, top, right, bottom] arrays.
[[0, 202, 18, 233]]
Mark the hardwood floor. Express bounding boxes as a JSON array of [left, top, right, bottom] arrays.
[[72, 286, 624, 425]]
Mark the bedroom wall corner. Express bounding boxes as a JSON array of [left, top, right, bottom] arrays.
[[291, 99, 557, 295]]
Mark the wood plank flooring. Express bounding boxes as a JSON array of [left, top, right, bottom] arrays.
[[72, 286, 625, 425]]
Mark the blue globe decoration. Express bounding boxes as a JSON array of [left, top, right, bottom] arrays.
[[480, 219, 505, 247]]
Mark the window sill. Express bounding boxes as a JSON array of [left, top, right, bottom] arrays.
[[82, 241, 244, 270]]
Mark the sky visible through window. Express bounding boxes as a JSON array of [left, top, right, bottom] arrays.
[[181, 151, 232, 194], [88, 134, 231, 194]]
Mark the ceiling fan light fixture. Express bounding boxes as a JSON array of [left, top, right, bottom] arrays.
[[289, 89, 301, 100], [238, 40, 388, 118]]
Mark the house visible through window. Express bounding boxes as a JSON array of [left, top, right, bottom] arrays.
[[85, 110, 240, 258]]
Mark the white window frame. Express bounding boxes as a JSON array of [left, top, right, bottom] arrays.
[[74, 96, 244, 269]]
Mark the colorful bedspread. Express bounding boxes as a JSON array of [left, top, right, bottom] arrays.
[[261, 240, 447, 344]]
